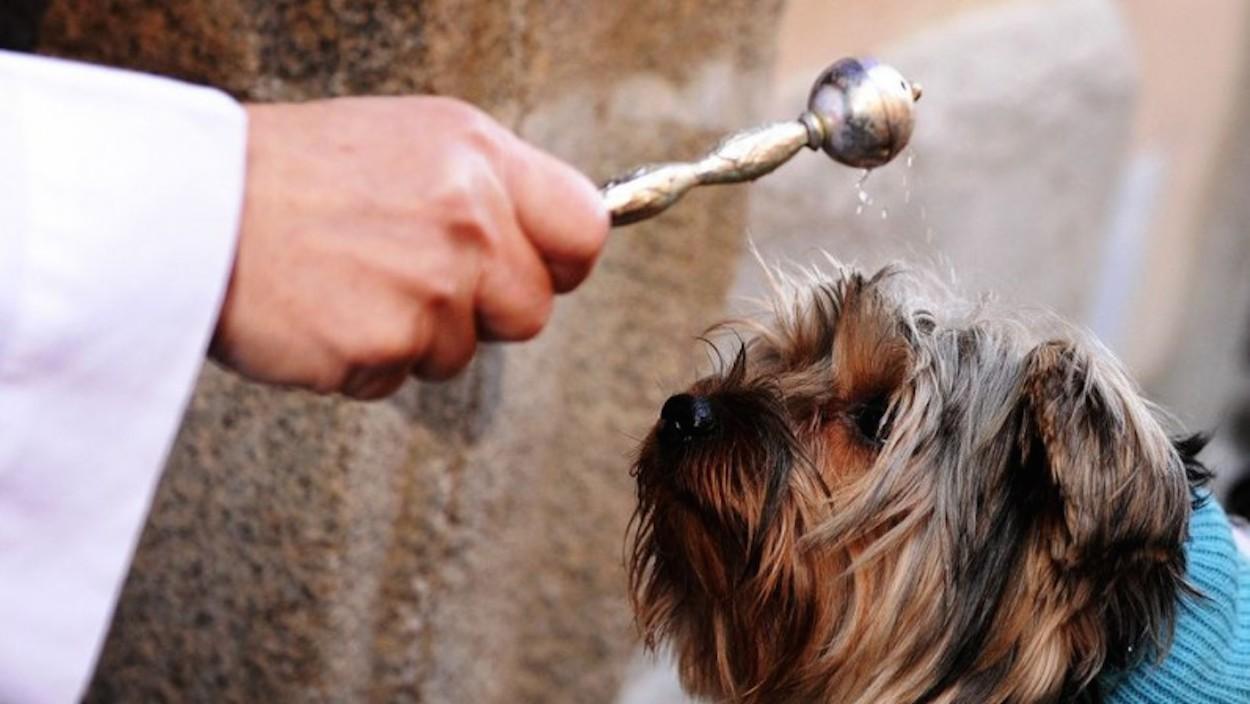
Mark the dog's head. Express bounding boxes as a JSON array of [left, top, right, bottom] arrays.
[[628, 264, 1204, 703]]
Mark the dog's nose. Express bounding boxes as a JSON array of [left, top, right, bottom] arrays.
[[658, 394, 716, 446]]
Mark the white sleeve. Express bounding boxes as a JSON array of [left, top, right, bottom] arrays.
[[0, 51, 247, 703]]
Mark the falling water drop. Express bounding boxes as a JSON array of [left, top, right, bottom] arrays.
[[853, 169, 874, 216], [855, 188, 869, 215], [902, 151, 915, 205]]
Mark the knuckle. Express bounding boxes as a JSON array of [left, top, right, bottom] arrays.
[[449, 210, 497, 255], [429, 162, 504, 253], [424, 96, 507, 158], [420, 272, 464, 313], [456, 104, 507, 157], [429, 172, 479, 221], [342, 324, 424, 370]]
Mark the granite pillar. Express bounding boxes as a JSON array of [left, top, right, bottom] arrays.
[[34, 2, 784, 701]]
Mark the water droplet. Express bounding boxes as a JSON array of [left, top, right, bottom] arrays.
[[906, 152, 915, 169], [880, 208, 888, 220], [853, 168, 876, 216]]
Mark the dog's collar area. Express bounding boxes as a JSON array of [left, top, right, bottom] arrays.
[[1100, 496, 1250, 702]]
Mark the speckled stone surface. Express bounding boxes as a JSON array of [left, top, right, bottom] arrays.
[[35, 1, 783, 701]]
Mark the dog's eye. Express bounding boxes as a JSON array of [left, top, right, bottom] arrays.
[[847, 395, 890, 445]]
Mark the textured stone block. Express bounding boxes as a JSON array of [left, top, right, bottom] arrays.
[[35, 1, 784, 701]]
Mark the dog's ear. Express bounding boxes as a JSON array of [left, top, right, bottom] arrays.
[[1018, 340, 1190, 663]]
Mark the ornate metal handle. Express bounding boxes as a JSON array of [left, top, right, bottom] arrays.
[[601, 58, 922, 227], [602, 121, 815, 226]]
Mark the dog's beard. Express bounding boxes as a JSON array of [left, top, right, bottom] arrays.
[[627, 265, 1201, 704], [630, 360, 831, 701]]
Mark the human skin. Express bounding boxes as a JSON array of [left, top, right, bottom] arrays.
[[210, 96, 609, 399]]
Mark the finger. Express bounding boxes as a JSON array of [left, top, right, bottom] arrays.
[[474, 194, 556, 342], [499, 137, 609, 293], [341, 362, 412, 400], [476, 249, 555, 343], [411, 297, 478, 381]]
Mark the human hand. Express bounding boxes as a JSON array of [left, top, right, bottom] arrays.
[[210, 96, 608, 399]]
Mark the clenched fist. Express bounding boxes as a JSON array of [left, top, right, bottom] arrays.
[[210, 96, 608, 399]]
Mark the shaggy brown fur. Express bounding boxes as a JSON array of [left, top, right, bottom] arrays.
[[628, 263, 1206, 703]]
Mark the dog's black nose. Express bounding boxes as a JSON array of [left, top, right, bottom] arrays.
[[658, 393, 716, 446]]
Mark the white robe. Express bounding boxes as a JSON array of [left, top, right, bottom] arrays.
[[0, 50, 246, 703]]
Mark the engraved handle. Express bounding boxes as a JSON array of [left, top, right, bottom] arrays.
[[602, 120, 813, 227]]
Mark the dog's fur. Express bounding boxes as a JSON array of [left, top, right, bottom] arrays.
[[628, 262, 1209, 704]]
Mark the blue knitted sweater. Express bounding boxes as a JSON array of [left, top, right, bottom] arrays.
[[1102, 498, 1250, 703]]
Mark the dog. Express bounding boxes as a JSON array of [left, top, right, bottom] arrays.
[[627, 262, 1250, 703]]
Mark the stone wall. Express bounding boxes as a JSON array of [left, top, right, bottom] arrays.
[[35, 2, 785, 701]]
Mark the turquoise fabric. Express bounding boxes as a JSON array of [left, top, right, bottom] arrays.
[[1103, 497, 1250, 703]]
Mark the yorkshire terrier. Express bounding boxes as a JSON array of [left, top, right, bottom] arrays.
[[628, 263, 1250, 703]]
